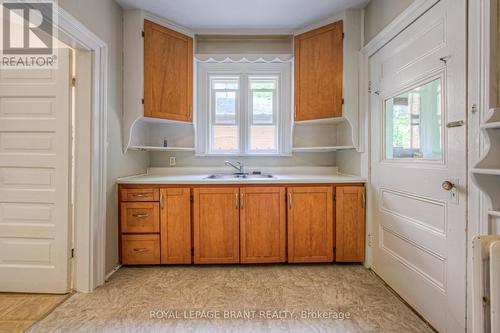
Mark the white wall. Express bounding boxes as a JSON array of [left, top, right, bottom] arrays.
[[150, 152, 336, 167], [336, 0, 416, 176], [363, 0, 416, 45], [58, 0, 149, 275]]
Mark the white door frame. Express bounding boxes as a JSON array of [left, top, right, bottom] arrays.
[[467, 0, 498, 332], [54, 6, 108, 292]]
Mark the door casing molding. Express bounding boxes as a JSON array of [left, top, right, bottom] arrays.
[[54, 5, 108, 292]]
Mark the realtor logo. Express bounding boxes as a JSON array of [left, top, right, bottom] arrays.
[[1, 0, 58, 68]]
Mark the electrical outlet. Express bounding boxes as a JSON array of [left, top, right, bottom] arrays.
[[169, 156, 176, 167]]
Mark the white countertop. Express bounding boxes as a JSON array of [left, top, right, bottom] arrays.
[[117, 167, 365, 185]]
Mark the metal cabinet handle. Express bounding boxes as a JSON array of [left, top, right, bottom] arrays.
[[160, 193, 164, 210], [235, 193, 239, 209], [133, 248, 148, 253], [132, 214, 149, 218], [289, 193, 292, 209], [132, 193, 151, 197]]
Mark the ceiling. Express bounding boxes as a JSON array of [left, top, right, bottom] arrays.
[[116, 0, 369, 34]]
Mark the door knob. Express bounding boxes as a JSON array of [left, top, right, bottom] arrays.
[[442, 181, 455, 191]]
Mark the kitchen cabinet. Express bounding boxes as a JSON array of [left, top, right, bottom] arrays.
[[118, 182, 364, 265], [144, 20, 193, 122], [294, 21, 343, 121], [335, 186, 365, 262], [193, 188, 240, 264], [160, 188, 192, 264], [240, 187, 286, 263], [287, 186, 334, 262]]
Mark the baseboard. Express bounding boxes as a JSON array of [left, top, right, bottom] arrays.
[[104, 264, 121, 282]]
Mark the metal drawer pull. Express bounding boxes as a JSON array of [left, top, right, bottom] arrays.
[[133, 248, 148, 253], [235, 193, 239, 209], [289, 193, 292, 208], [446, 120, 465, 128], [132, 193, 151, 197], [132, 214, 149, 218]]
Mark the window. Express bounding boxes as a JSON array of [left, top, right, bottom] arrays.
[[384, 78, 442, 160], [197, 62, 292, 156], [209, 76, 279, 154], [248, 78, 277, 152], [210, 78, 240, 153]]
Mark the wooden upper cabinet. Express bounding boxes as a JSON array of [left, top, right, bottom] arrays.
[[294, 21, 343, 121], [144, 20, 193, 122], [160, 188, 192, 264], [240, 187, 286, 263], [335, 186, 365, 262], [287, 186, 334, 263], [193, 188, 240, 264]]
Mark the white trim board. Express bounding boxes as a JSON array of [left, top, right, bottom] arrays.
[[55, 5, 108, 293]]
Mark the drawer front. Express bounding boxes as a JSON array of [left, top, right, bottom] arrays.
[[121, 202, 159, 233], [121, 234, 160, 264], [120, 188, 159, 202]]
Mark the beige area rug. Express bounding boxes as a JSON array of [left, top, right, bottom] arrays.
[[0, 293, 68, 333], [28, 264, 434, 333]]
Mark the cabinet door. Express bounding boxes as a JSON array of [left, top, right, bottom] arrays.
[[160, 188, 192, 264], [294, 21, 343, 121], [240, 187, 286, 263], [335, 186, 365, 262], [144, 20, 193, 122], [193, 188, 239, 264], [287, 186, 334, 262]]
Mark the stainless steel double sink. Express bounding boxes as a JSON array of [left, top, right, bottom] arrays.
[[204, 173, 275, 180]]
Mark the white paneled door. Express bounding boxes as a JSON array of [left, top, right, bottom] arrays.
[[370, 1, 466, 332], [0, 49, 72, 293]]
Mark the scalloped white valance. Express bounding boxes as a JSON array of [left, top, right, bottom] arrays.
[[195, 54, 293, 63]]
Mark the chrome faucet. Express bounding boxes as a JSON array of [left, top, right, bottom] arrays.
[[225, 160, 244, 174]]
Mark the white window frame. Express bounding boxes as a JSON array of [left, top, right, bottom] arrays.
[[247, 77, 279, 154], [196, 62, 292, 156], [209, 77, 241, 154]]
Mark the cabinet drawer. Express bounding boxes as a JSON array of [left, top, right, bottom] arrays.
[[121, 234, 160, 265], [120, 188, 159, 202], [121, 202, 159, 233]]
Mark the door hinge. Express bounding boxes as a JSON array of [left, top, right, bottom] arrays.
[[342, 32, 345, 39], [367, 233, 373, 247], [368, 80, 372, 93], [141, 98, 144, 105], [71, 77, 76, 87], [142, 31, 145, 38], [342, 98, 344, 105], [71, 248, 75, 258]]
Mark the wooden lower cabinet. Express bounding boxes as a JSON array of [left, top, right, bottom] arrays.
[[160, 188, 192, 264], [240, 187, 286, 263], [193, 187, 240, 264], [335, 186, 365, 262], [119, 184, 365, 265], [287, 186, 334, 263]]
